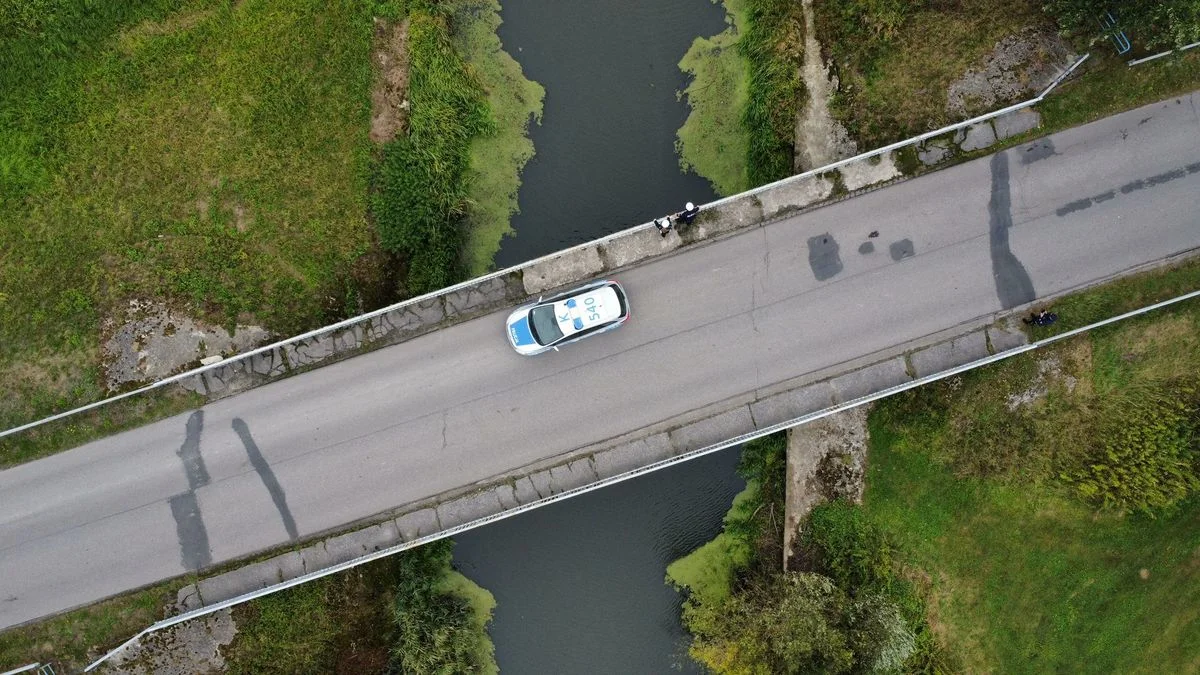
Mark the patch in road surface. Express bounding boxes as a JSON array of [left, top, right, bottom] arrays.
[[989, 152, 1036, 309], [233, 418, 299, 541], [858, 241, 875, 255], [1021, 138, 1056, 164], [808, 233, 843, 281], [169, 492, 212, 571], [889, 238, 915, 261], [1059, 164, 1198, 216], [177, 411, 210, 490]]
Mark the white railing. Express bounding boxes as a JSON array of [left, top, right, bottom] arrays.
[[1, 54, 1091, 442], [85, 285, 1200, 671], [1127, 39, 1200, 67]]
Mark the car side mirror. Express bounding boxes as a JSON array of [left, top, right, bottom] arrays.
[[538, 296, 543, 302], [552, 346, 559, 352]]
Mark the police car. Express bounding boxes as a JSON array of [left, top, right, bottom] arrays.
[[505, 280, 630, 355]]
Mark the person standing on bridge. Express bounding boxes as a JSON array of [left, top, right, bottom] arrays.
[[675, 201, 700, 227], [653, 215, 674, 237]]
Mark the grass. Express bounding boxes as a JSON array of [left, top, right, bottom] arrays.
[[738, 0, 805, 185], [856, 257, 1200, 671], [0, 579, 185, 673], [816, 0, 1049, 147], [1039, 49, 1200, 132], [449, 0, 544, 275], [864, 415, 1200, 673], [676, 0, 751, 197], [0, 0, 381, 457]]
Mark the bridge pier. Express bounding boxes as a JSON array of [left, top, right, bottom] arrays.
[[782, 407, 870, 570]]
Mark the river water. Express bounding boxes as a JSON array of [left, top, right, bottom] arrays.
[[453, 448, 745, 673], [491, 0, 726, 267], [454, 0, 738, 669]]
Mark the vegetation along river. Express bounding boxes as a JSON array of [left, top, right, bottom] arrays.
[[454, 447, 745, 672]]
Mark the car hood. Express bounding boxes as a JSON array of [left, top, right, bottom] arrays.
[[506, 311, 539, 350]]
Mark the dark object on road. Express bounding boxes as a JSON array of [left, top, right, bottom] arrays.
[[868, 230, 879, 238], [1023, 309, 1058, 326], [653, 216, 673, 237], [675, 201, 700, 225]]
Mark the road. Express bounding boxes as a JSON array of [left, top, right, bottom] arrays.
[[2, 94, 1198, 629]]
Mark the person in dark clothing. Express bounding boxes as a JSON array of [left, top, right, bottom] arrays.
[[675, 201, 700, 226], [1023, 309, 1058, 326]]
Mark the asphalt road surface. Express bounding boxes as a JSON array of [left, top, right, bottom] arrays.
[[2, 94, 1198, 630]]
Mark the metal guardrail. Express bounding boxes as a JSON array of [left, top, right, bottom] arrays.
[[2, 54, 1091, 443], [85, 286, 1200, 671], [1127, 39, 1200, 67], [1, 663, 52, 675]]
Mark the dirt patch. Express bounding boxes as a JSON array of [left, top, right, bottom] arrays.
[[96, 609, 237, 675], [946, 26, 1074, 117], [101, 299, 271, 391], [1005, 354, 1077, 411], [222, 200, 254, 232], [795, 0, 856, 172], [369, 18, 411, 144], [783, 406, 870, 568]]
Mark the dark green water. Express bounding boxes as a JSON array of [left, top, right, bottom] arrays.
[[453, 448, 745, 673], [491, 0, 726, 267]]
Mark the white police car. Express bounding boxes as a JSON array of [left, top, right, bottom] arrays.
[[505, 280, 630, 355]]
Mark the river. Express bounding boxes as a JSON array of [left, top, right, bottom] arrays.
[[490, 0, 726, 267], [453, 447, 745, 673]]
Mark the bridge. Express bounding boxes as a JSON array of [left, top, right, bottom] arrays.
[[2, 92, 1199, 635]]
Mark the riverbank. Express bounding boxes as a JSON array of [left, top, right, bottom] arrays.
[[670, 257, 1200, 672], [676, 0, 1200, 195]]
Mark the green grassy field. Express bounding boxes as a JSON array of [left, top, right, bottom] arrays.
[[865, 417, 1200, 673], [860, 259, 1200, 671], [0, 0, 381, 453], [813, 0, 1048, 147]]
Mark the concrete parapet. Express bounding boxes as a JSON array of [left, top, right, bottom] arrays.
[[522, 246, 605, 295]]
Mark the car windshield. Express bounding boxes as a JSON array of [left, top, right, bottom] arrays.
[[528, 305, 564, 345]]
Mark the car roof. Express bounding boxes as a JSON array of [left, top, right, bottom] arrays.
[[547, 285, 622, 338]]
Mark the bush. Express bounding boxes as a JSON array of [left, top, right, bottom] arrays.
[[1064, 382, 1200, 515], [390, 539, 488, 674], [372, 10, 493, 296], [797, 499, 897, 593], [737, 0, 805, 186], [1043, 0, 1200, 49]]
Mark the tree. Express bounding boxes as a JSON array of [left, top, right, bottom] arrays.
[[690, 573, 857, 674]]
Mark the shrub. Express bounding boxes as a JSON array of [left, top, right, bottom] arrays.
[[797, 499, 897, 593], [1043, 0, 1200, 49], [1064, 382, 1200, 515], [389, 539, 487, 674], [371, 10, 493, 295], [737, 0, 805, 186]]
